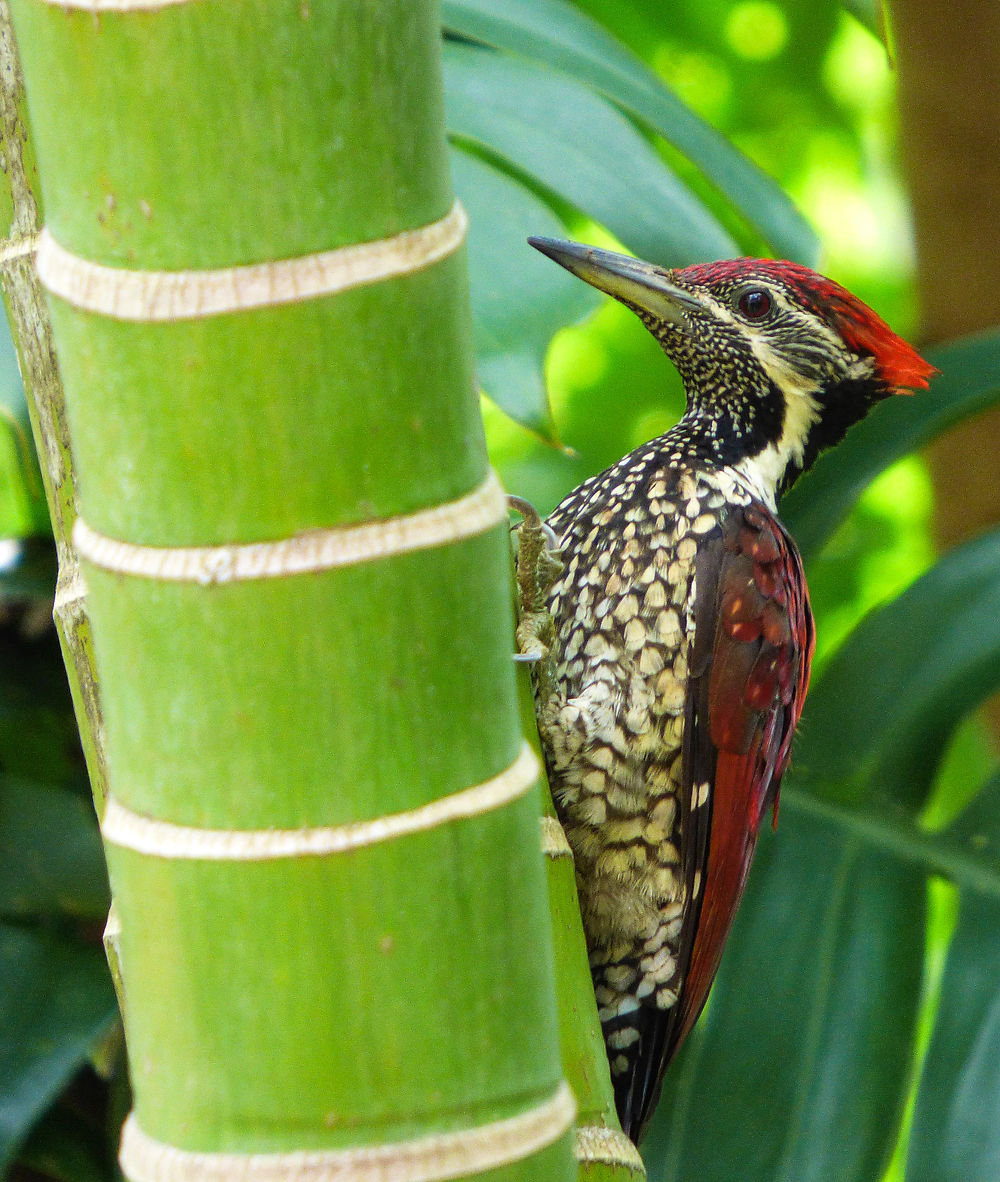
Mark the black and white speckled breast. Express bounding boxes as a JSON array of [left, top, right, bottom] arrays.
[[534, 442, 755, 1010]]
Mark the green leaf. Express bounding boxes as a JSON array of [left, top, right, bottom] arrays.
[[783, 328, 1000, 562], [443, 42, 739, 266], [0, 301, 48, 540], [906, 896, 1000, 1181], [936, 769, 1000, 894], [451, 145, 599, 435], [792, 527, 1000, 812], [16, 1101, 116, 1182], [0, 778, 109, 921], [841, 0, 886, 42], [0, 626, 86, 792], [907, 774, 1000, 1182], [0, 924, 118, 1172], [441, 0, 818, 263], [0, 536, 57, 603], [646, 806, 924, 1182]]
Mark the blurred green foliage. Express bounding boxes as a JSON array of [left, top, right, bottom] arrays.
[[0, 583, 116, 1181], [0, 302, 49, 541]]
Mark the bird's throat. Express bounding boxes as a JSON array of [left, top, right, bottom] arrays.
[[666, 373, 795, 506], [671, 359, 861, 506]]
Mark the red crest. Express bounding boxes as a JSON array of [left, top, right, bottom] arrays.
[[676, 258, 937, 394]]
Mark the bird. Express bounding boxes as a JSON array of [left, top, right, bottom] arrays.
[[514, 238, 935, 1145]]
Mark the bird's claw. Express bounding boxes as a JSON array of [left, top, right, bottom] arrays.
[[508, 495, 561, 553], [509, 495, 562, 669]]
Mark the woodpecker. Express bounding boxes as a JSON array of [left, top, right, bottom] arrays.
[[515, 239, 934, 1144]]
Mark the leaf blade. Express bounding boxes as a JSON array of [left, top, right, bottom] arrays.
[[441, 0, 818, 262], [0, 925, 118, 1171], [907, 886, 1000, 1182], [645, 806, 925, 1182], [0, 778, 109, 921], [443, 42, 739, 265], [792, 527, 1000, 812], [450, 145, 600, 434]]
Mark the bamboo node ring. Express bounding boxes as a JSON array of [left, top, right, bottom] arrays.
[[73, 471, 507, 584], [37, 200, 467, 320], [574, 1124, 646, 1172], [40, 0, 192, 9], [118, 1081, 576, 1182], [101, 743, 540, 861]]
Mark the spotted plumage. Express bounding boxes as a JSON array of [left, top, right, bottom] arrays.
[[516, 239, 934, 1143]]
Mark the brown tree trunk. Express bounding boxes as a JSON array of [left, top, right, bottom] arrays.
[[894, 0, 1000, 738], [894, 0, 1000, 547]]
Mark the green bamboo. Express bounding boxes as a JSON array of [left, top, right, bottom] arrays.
[[0, 0, 106, 806], [514, 532, 646, 1180], [539, 799, 647, 1178], [9, 0, 575, 1176], [545, 852, 646, 1180]]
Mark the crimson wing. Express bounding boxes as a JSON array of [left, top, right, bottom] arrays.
[[620, 500, 814, 1142]]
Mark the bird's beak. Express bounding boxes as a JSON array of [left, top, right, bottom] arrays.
[[528, 237, 703, 327]]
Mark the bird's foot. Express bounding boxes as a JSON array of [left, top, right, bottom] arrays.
[[508, 495, 563, 664]]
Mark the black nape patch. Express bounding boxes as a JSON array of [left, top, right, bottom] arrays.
[[780, 373, 891, 495]]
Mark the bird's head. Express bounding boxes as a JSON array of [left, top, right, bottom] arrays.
[[529, 238, 935, 501]]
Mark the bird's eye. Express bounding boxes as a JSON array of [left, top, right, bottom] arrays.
[[736, 288, 773, 320]]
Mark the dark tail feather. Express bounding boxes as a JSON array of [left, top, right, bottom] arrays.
[[605, 1005, 679, 1144]]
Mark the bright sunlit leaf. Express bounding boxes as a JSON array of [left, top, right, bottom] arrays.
[[725, 2, 789, 61]]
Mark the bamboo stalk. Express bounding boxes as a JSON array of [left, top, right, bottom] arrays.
[[0, 0, 106, 806], [515, 576, 646, 1180], [541, 804, 647, 1180], [9, 0, 576, 1176]]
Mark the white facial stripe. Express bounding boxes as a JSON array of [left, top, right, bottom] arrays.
[[749, 335, 822, 446], [736, 305, 826, 505], [848, 355, 877, 382]]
